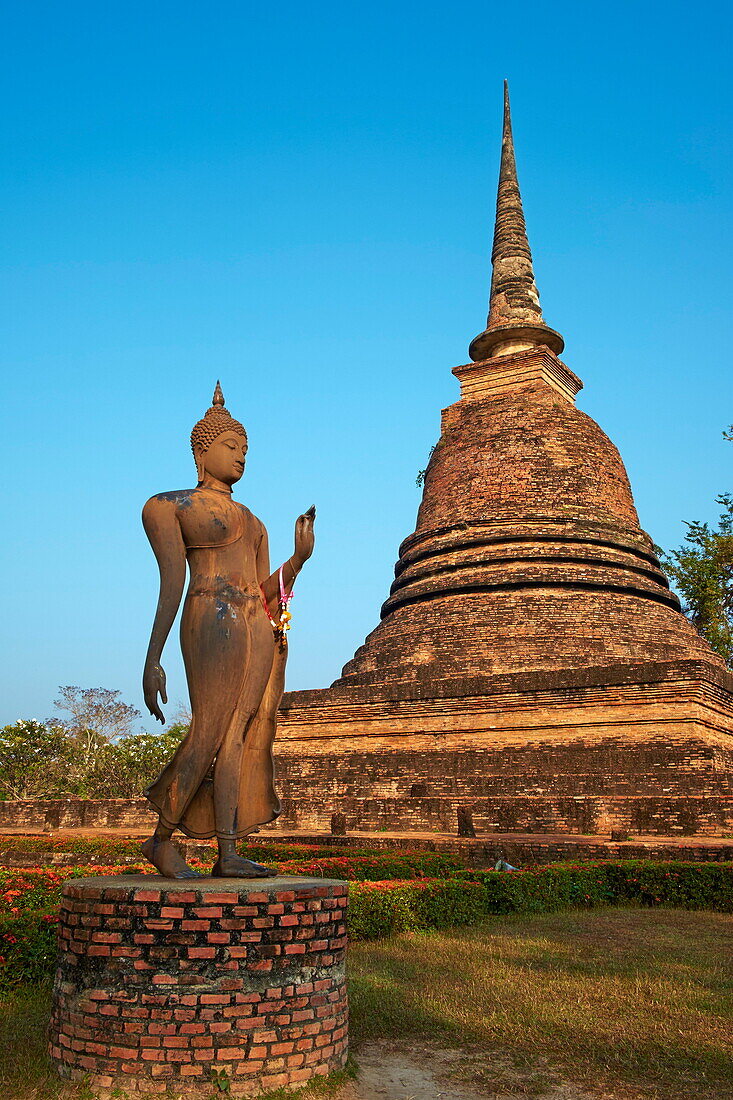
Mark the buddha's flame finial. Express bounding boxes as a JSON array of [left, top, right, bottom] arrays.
[[468, 81, 564, 361], [213, 380, 225, 407]]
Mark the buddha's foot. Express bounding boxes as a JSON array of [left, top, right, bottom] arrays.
[[141, 836, 203, 880], [212, 855, 275, 878]]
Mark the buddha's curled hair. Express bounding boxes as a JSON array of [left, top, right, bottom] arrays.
[[190, 381, 247, 457]]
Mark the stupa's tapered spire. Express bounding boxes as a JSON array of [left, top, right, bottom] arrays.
[[469, 81, 564, 361]]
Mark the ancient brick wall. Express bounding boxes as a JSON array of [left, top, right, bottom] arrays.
[[272, 749, 732, 836], [0, 797, 156, 832]]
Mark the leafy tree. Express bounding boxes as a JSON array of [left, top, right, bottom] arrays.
[[0, 688, 187, 801], [53, 686, 142, 744], [91, 726, 186, 798], [0, 720, 73, 799], [52, 686, 143, 794], [661, 427, 732, 666]]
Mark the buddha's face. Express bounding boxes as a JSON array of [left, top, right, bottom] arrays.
[[197, 431, 248, 486]]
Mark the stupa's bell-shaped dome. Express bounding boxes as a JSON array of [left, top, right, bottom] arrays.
[[334, 85, 720, 692]]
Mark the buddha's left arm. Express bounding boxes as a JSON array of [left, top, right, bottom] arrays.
[[257, 507, 315, 616], [257, 525, 296, 619]]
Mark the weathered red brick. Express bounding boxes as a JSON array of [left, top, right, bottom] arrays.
[[192, 906, 222, 918], [191, 1033, 214, 1047], [214, 1047, 248, 1060], [149, 1064, 174, 1077], [49, 877, 349, 1092], [165, 1050, 193, 1063]]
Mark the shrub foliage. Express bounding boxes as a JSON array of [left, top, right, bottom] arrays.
[[1, 856, 731, 987]]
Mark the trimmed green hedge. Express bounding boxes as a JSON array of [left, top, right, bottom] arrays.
[[348, 880, 492, 939], [452, 863, 617, 912], [600, 860, 733, 911], [456, 861, 733, 915], [349, 862, 733, 939]]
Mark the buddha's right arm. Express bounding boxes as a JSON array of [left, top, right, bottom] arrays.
[[142, 497, 187, 665]]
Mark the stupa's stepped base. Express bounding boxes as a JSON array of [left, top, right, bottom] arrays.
[[273, 659, 733, 837], [273, 791, 730, 836]]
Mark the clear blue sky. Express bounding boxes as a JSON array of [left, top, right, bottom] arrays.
[[1, 1, 731, 729]]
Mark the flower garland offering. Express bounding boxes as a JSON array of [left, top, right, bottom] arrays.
[[277, 564, 293, 645], [260, 564, 294, 647]]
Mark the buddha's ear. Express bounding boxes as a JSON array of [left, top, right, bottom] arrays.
[[193, 442, 207, 484]]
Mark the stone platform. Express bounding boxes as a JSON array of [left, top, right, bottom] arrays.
[[49, 875, 348, 1096]]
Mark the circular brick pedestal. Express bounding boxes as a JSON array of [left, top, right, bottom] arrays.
[[49, 875, 348, 1096]]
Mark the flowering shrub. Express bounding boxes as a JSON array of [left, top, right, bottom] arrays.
[[242, 843, 389, 863], [0, 859, 731, 985], [0, 835, 156, 864], [0, 851, 463, 913], [0, 866, 151, 915], [0, 864, 152, 987], [0, 911, 59, 986], [274, 853, 466, 881]]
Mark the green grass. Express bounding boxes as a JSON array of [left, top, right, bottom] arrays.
[[349, 907, 733, 1099], [0, 983, 61, 1099], [1, 908, 731, 1099]]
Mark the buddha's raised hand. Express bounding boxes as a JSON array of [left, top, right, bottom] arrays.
[[293, 505, 316, 567], [143, 661, 168, 724]]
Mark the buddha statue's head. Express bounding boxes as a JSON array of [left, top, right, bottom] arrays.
[[191, 382, 248, 487]]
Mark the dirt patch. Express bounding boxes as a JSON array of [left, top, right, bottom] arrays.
[[338, 1042, 604, 1099]]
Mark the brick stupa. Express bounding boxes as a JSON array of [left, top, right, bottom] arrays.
[[273, 84, 733, 838]]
